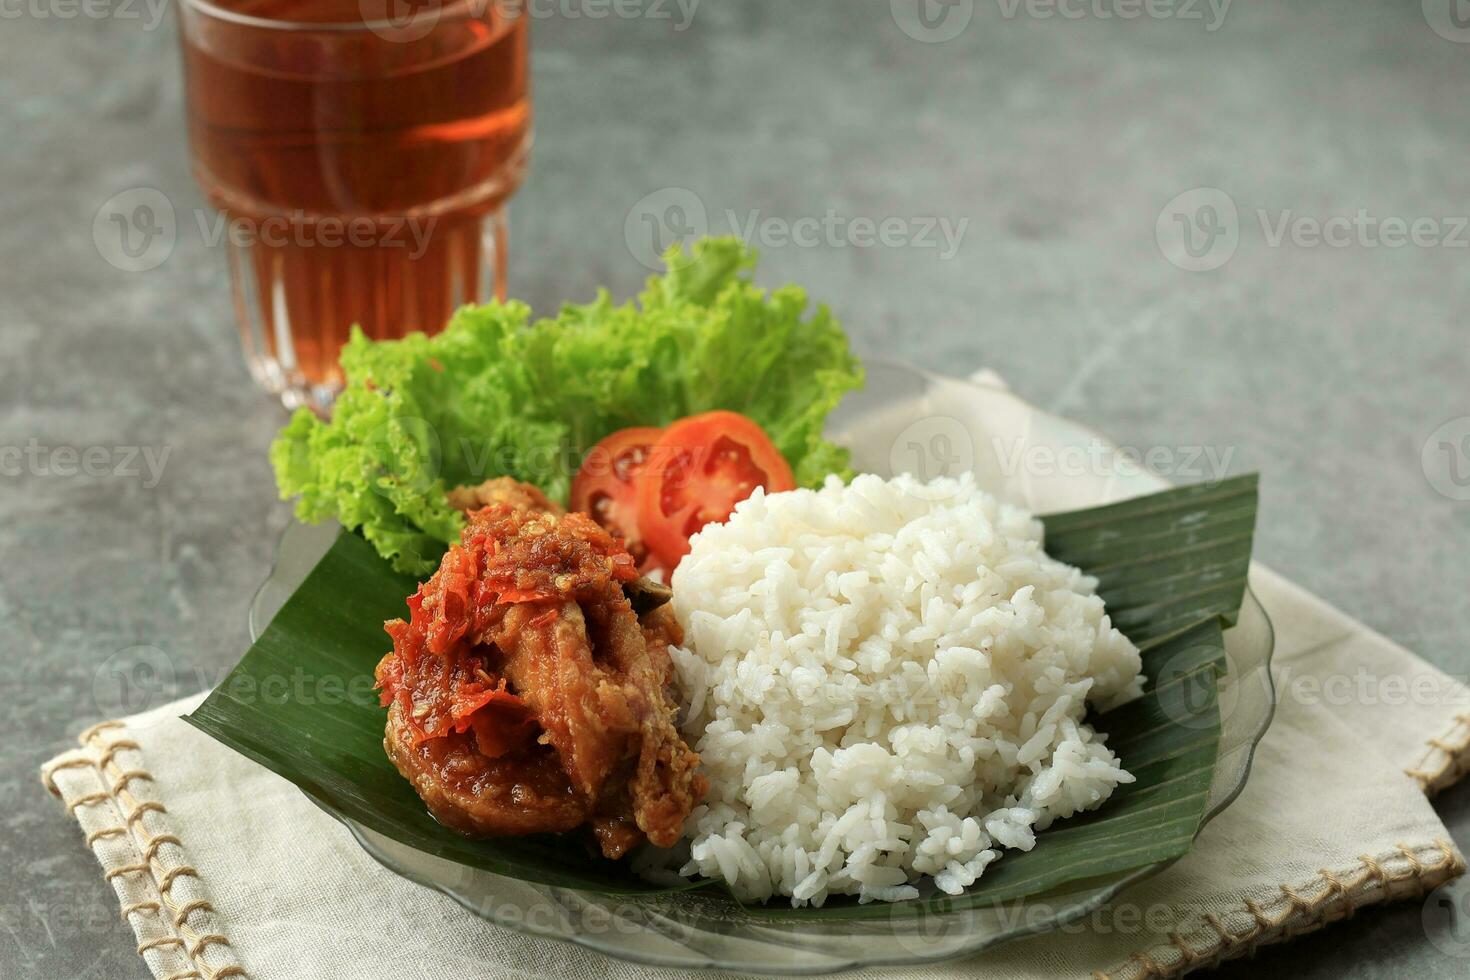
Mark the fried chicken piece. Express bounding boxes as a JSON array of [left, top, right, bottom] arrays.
[[375, 480, 705, 857], [446, 477, 564, 517], [486, 587, 704, 847], [491, 602, 639, 800], [589, 783, 646, 860], [383, 700, 590, 837]]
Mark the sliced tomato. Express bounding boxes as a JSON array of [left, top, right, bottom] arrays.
[[635, 411, 796, 569], [570, 426, 663, 569]]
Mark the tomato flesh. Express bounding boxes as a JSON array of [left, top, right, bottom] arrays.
[[570, 427, 662, 570], [637, 411, 795, 569]]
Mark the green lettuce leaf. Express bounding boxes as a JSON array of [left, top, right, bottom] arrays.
[[270, 238, 866, 575]]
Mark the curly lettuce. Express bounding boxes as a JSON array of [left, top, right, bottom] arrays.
[[270, 237, 865, 575]]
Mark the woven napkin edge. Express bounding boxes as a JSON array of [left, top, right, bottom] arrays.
[[1096, 838, 1464, 979], [1408, 712, 1470, 795], [41, 719, 248, 980]]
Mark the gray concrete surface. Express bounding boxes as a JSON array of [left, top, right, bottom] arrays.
[[3, 1, 1469, 977]]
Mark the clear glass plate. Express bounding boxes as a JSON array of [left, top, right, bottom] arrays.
[[250, 358, 1276, 974]]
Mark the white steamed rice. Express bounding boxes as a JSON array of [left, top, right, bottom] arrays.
[[666, 472, 1143, 906]]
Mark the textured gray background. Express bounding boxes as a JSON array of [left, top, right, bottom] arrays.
[[3, 1, 1469, 977]]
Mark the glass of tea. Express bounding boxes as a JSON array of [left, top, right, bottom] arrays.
[[176, 0, 531, 411]]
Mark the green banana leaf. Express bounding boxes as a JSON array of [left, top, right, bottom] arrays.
[[185, 473, 1258, 918]]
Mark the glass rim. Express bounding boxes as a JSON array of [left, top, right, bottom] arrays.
[[177, 0, 514, 34]]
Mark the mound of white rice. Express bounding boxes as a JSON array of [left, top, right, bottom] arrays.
[[667, 473, 1143, 906]]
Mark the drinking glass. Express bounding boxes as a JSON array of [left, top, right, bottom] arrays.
[[176, 0, 531, 412]]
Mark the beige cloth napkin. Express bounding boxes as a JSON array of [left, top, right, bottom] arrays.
[[41, 376, 1470, 980]]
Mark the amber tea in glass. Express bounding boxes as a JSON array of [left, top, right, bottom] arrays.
[[177, 0, 531, 410]]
